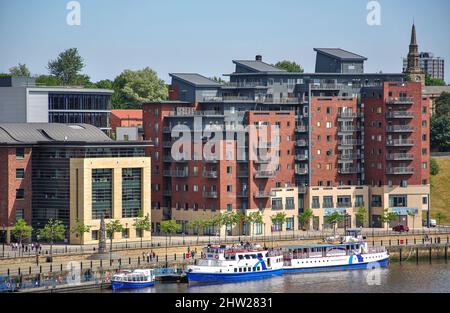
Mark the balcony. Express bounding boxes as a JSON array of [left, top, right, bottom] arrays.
[[163, 190, 172, 197], [386, 97, 414, 105], [203, 170, 218, 178], [295, 126, 309, 133], [253, 157, 271, 164], [339, 126, 361, 133], [254, 191, 276, 199], [297, 186, 307, 194], [237, 171, 249, 178], [163, 170, 189, 178], [203, 191, 218, 198], [204, 157, 219, 163], [386, 125, 415, 133], [295, 155, 309, 161], [386, 111, 414, 119], [385, 167, 415, 175], [338, 112, 363, 119], [386, 139, 414, 147], [338, 153, 363, 161], [165, 155, 189, 162], [337, 202, 352, 208], [310, 84, 343, 90], [295, 168, 309, 175], [386, 153, 415, 161], [237, 192, 249, 198], [254, 170, 277, 178], [338, 167, 363, 174], [296, 140, 309, 147], [338, 139, 363, 146]]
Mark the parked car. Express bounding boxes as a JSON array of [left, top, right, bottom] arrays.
[[393, 225, 409, 232], [430, 219, 437, 228]]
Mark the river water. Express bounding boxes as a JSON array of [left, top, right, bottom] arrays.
[[99, 260, 450, 293]]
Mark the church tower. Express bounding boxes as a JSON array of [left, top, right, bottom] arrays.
[[404, 23, 425, 85]]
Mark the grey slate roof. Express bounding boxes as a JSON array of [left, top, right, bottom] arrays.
[[0, 123, 112, 144], [233, 60, 287, 73], [169, 73, 221, 87], [314, 48, 367, 61]]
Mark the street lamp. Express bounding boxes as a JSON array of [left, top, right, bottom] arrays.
[[125, 223, 128, 249]]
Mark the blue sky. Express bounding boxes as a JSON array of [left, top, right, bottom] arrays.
[[1, 0, 449, 82]]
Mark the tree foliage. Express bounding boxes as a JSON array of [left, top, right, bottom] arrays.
[[39, 219, 66, 243], [425, 74, 446, 87], [70, 218, 91, 242], [47, 48, 85, 85], [112, 67, 168, 108], [298, 209, 314, 230], [434, 92, 450, 116], [355, 207, 368, 227], [160, 220, 181, 235], [12, 219, 33, 244], [430, 158, 440, 176], [9, 63, 31, 77], [274, 60, 304, 73], [431, 115, 450, 152]]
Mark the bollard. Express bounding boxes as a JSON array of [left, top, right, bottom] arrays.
[[18, 268, 21, 275], [414, 238, 416, 245], [129, 257, 131, 265], [119, 259, 122, 266], [174, 253, 177, 261], [138, 257, 140, 265], [110, 259, 112, 267], [100, 260, 103, 268], [90, 261, 93, 269], [406, 239, 408, 245], [416, 248, 419, 264], [50, 265, 52, 272], [399, 248, 402, 263], [7, 268, 9, 276], [156, 255, 159, 262], [445, 246, 448, 262], [429, 247, 432, 264], [389, 239, 391, 246], [40, 266, 42, 274], [29, 267, 31, 275], [397, 239, 400, 245], [81, 262, 83, 270]]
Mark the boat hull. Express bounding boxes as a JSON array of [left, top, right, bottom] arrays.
[[111, 281, 155, 290], [284, 257, 390, 273], [187, 268, 284, 283]]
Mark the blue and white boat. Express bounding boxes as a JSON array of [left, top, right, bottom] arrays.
[[111, 269, 155, 290], [281, 230, 389, 273], [186, 244, 284, 283]]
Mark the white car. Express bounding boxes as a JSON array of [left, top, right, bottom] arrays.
[[430, 219, 437, 228]]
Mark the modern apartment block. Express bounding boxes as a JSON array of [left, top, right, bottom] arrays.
[[0, 123, 151, 244], [403, 52, 445, 81], [0, 76, 113, 133]]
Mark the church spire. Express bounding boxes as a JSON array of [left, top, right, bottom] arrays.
[[410, 23, 417, 46], [405, 22, 424, 85]]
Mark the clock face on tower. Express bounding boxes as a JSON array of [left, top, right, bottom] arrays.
[[416, 75, 421, 82]]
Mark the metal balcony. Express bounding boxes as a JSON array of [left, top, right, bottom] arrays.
[[386, 153, 415, 161], [237, 192, 249, 198], [386, 139, 414, 147], [203, 191, 218, 198], [296, 140, 309, 147], [338, 112, 363, 119], [386, 167, 415, 175], [163, 190, 172, 197], [386, 111, 414, 119], [237, 171, 249, 178], [386, 97, 414, 105], [254, 191, 276, 199], [203, 171, 218, 178], [163, 142, 173, 148], [254, 171, 277, 178], [295, 168, 309, 175], [163, 170, 189, 178], [297, 186, 307, 194], [163, 126, 172, 133], [295, 155, 309, 161], [338, 167, 363, 174], [295, 126, 309, 133], [339, 126, 361, 133], [337, 202, 352, 208], [386, 125, 414, 133], [338, 153, 363, 161], [338, 139, 363, 146]]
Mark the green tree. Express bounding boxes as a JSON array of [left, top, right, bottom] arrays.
[[435, 212, 446, 225], [325, 212, 345, 235], [355, 207, 368, 228], [210, 76, 227, 84], [95, 79, 114, 90], [160, 220, 181, 245], [105, 220, 124, 259], [70, 218, 91, 244], [407, 210, 417, 230], [298, 209, 314, 231], [431, 115, 450, 151], [9, 63, 31, 77], [425, 74, 446, 87], [274, 60, 304, 73], [434, 92, 450, 116], [47, 48, 85, 85], [186, 220, 202, 243], [270, 212, 287, 239], [220, 212, 238, 242], [133, 212, 151, 248], [381, 209, 398, 231], [38, 219, 66, 261], [12, 219, 33, 246], [430, 158, 440, 176], [35, 75, 62, 86], [112, 67, 168, 108], [248, 211, 263, 237]]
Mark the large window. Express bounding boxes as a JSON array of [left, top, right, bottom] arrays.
[[92, 169, 112, 219], [16, 148, 25, 159], [312, 196, 320, 209], [285, 197, 295, 210], [371, 195, 382, 207], [286, 217, 294, 230], [122, 168, 142, 218], [323, 196, 333, 208], [389, 195, 407, 207], [272, 198, 283, 211]]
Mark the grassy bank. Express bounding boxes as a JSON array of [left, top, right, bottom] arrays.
[[431, 157, 450, 224]]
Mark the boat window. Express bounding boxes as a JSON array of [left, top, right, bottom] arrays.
[[238, 255, 244, 260], [243, 268, 247, 272], [230, 255, 236, 260], [257, 253, 263, 258], [234, 268, 237, 272], [251, 254, 257, 259], [248, 267, 251, 272], [245, 255, 251, 259], [239, 268, 242, 272]]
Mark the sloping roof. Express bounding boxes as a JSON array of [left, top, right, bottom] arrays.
[[111, 110, 143, 120], [169, 73, 221, 87], [232, 60, 287, 73], [0, 123, 112, 144], [314, 48, 367, 61]]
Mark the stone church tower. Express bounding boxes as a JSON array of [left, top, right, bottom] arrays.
[[404, 23, 425, 85]]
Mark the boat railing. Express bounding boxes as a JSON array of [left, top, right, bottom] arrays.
[[367, 246, 386, 253]]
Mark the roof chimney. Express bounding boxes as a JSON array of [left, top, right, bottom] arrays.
[[255, 55, 262, 61]]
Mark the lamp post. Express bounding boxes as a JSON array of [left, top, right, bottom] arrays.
[[125, 223, 128, 249]]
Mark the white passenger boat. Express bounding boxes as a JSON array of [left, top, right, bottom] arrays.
[[282, 230, 389, 273], [111, 269, 155, 290], [186, 244, 284, 283]]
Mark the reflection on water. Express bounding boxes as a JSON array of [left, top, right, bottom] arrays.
[[98, 261, 450, 293]]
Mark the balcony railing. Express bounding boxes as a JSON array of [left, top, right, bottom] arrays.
[[295, 155, 309, 161], [386, 153, 415, 161], [338, 153, 363, 161], [163, 142, 173, 148], [386, 111, 414, 119], [254, 171, 277, 178], [337, 202, 352, 208], [385, 167, 415, 175], [163, 190, 172, 197], [237, 192, 249, 198], [295, 126, 309, 133], [297, 186, 307, 194], [203, 171, 218, 178], [339, 126, 361, 133], [338, 139, 363, 146], [338, 167, 363, 174], [163, 170, 189, 177], [386, 97, 414, 105], [203, 191, 218, 198], [254, 191, 276, 198], [295, 168, 309, 175], [386, 139, 414, 147], [237, 171, 249, 177], [296, 140, 309, 147], [386, 125, 415, 133], [338, 112, 363, 119]]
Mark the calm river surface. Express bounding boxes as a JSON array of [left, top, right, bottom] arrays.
[[98, 261, 450, 293]]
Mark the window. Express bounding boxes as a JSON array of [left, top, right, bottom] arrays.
[[92, 169, 113, 219], [91, 230, 99, 241], [422, 197, 428, 205], [389, 195, 407, 207], [16, 169, 25, 179], [323, 196, 333, 208], [122, 168, 142, 218], [15, 209, 24, 221], [193, 185, 198, 192], [286, 197, 295, 210], [371, 195, 382, 207], [355, 195, 364, 207], [255, 222, 263, 235], [326, 122, 332, 129], [422, 162, 428, 169], [337, 196, 351, 208], [272, 198, 283, 210], [227, 166, 232, 174], [122, 228, 130, 239], [16, 189, 24, 200], [227, 185, 232, 192], [16, 148, 25, 159], [286, 217, 294, 230], [312, 197, 320, 209], [227, 204, 232, 212]]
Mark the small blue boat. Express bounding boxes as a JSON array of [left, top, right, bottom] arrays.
[[111, 269, 155, 290]]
